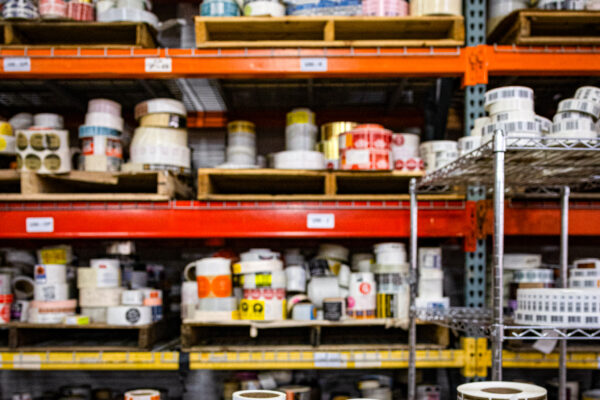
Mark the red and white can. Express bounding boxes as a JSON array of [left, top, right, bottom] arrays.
[[340, 148, 391, 170], [0, 294, 14, 324], [67, 1, 94, 21], [339, 124, 392, 151], [394, 157, 424, 172], [39, 0, 67, 19]]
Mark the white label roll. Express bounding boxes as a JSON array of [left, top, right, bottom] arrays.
[[285, 266, 307, 292], [233, 260, 284, 275], [107, 305, 153, 326], [243, 270, 286, 289], [348, 272, 376, 317], [34, 264, 66, 284], [557, 98, 600, 119], [410, 0, 462, 15], [233, 391, 286, 400], [90, 258, 121, 288], [79, 287, 123, 307], [134, 98, 187, 120], [84, 112, 124, 132], [457, 382, 547, 400], [34, 283, 68, 301], [122, 289, 145, 305], [124, 390, 161, 400]]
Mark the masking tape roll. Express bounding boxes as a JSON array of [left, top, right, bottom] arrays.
[[134, 98, 186, 120], [79, 287, 123, 307], [85, 112, 124, 132], [34, 282, 69, 301], [228, 120, 256, 134], [292, 302, 317, 320], [0, 135, 15, 154], [81, 135, 123, 158], [233, 260, 284, 275], [273, 150, 325, 170], [140, 113, 187, 129], [79, 125, 121, 138], [515, 288, 600, 326], [240, 298, 286, 321], [198, 296, 238, 311], [90, 258, 121, 288], [457, 382, 547, 400], [81, 306, 107, 323], [33, 113, 64, 129], [234, 391, 286, 400], [558, 98, 600, 119], [107, 305, 153, 326], [513, 269, 554, 284], [484, 86, 534, 109], [88, 98, 121, 116], [124, 390, 160, 400], [97, 7, 159, 28], [130, 143, 191, 169], [34, 264, 66, 284], [122, 289, 144, 305], [243, 270, 286, 289], [504, 254, 542, 269], [575, 86, 600, 104]]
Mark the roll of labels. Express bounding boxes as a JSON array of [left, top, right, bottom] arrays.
[[16, 128, 71, 174], [457, 382, 547, 400]]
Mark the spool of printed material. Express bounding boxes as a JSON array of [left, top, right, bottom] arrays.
[[233, 391, 286, 400], [515, 288, 600, 327], [457, 382, 547, 400]]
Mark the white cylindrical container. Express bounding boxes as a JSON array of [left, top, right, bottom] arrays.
[[106, 305, 153, 326], [285, 266, 307, 293], [34, 264, 67, 284]]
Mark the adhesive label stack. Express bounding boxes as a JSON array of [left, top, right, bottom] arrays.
[[503, 253, 543, 314], [220, 121, 257, 168], [191, 257, 239, 321], [3, 0, 39, 19], [16, 123, 71, 174], [30, 264, 76, 323], [317, 121, 357, 169], [419, 140, 458, 173], [79, 259, 122, 323], [569, 258, 600, 288], [243, 0, 285, 16], [549, 86, 600, 140], [347, 272, 376, 319], [392, 133, 423, 172], [275, 108, 325, 170], [374, 242, 409, 322], [234, 257, 286, 321], [339, 124, 392, 170], [79, 99, 124, 172], [128, 98, 190, 174], [416, 247, 448, 310]]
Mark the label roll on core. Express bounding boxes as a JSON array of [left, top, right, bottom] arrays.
[[457, 382, 547, 400], [233, 391, 286, 400]]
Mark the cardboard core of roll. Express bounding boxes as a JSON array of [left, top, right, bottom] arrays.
[[239, 393, 280, 398], [482, 388, 523, 395]]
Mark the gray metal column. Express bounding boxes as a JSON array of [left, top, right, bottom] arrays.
[[559, 186, 570, 400], [408, 178, 418, 400]]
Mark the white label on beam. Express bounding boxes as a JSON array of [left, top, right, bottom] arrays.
[[300, 58, 327, 72], [26, 217, 54, 233], [307, 213, 335, 229], [4, 57, 31, 72], [145, 58, 172, 73]]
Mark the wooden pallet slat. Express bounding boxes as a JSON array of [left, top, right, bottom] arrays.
[[1, 21, 157, 48], [488, 10, 600, 45], [0, 170, 193, 201], [195, 16, 465, 48]]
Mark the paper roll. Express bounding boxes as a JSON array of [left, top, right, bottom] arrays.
[[90, 258, 121, 288], [34, 282, 68, 301], [234, 391, 286, 400], [285, 266, 307, 293], [124, 390, 161, 400], [233, 259, 284, 275], [12, 276, 34, 299], [34, 264, 66, 284], [79, 287, 123, 307], [107, 305, 152, 326], [307, 276, 340, 308], [457, 382, 547, 400]]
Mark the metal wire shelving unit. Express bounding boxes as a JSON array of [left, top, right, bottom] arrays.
[[407, 133, 600, 400]]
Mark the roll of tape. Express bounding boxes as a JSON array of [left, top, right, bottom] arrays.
[[291, 302, 317, 320], [98, 7, 159, 28], [274, 150, 325, 170], [410, 0, 461, 15], [307, 276, 340, 308], [515, 288, 600, 326], [130, 143, 191, 169], [234, 391, 286, 400], [107, 305, 152, 325], [323, 297, 345, 321], [88, 98, 121, 116], [122, 289, 144, 305], [79, 287, 123, 307], [285, 123, 318, 151], [34, 264, 66, 284], [34, 282, 68, 301], [557, 98, 600, 119], [347, 272, 376, 318], [192, 257, 232, 298], [201, 0, 241, 16], [285, 266, 307, 292], [504, 254, 542, 269], [243, 270, 286, 289], [85, 112, 124, 132], [193, 257, 232, 277], [81, 136, 123, 159], [90, 258, 121, 288], [135, 98, 186, 120], [228, 120, 256, 134], [140, 113, 187, 129], [240, 297, 286, 321], [391, 133, 420, 159], [16, 129, 71, 174], [513, 269, 554, 283], [457, 382, 547, 400], [81, 306, 107, 323], [12, 276, 34, 299], [124, 390, 160, 400], [575, 86, 600, 104], [233, 259, 284, 275], [321, 121, 357, 141], [33, 113, 64, 129], [418, 268, 444, 299]]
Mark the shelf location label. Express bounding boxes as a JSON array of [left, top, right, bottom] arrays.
[[4, 57, 31, 72], [307, 213, 335, 229], [314, 352, 346, 368], [300, 58, 328, 72], [26, 217, 54, 233], [145, 58, 172, 73]]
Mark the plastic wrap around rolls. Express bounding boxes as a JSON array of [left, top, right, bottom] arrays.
[[457, 382, 547, 400], [274, 150, 325, 170], [107, 305, 152, 325], [124, 390, 161, 400], [98, 7, 159, 28], [234, 391, 286, 400], [515, 288, 600, 327], [16, 129, 71, 174], [410, 0, 461, 15]]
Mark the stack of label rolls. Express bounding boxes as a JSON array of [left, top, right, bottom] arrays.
[[129, 98, 190, 173], [275, 108, 325, 170], [503, 254, 553, 316], [222, 120, 257, 168], [79, 98, 124, 172], [78, 259, 122, 323], [416, 247, 448, 310], [549, 86, 600, 139], [391, 132, 423, 172], [108, 287, 163, 326], [30, 264, 76, 323], [374, 242, 409, 321], [192, 257, 238, 321], [457, 382, 547, 400]]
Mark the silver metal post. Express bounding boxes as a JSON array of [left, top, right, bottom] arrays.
[[491, 129, 506, 381], [559, 186, 570, 400], [408, 178, 418, 400]]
